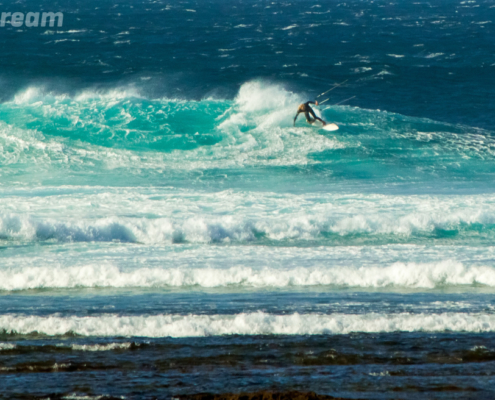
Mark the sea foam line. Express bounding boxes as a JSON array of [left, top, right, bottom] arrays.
[[1, 202, 495, 244], [1, 261, 495, 291], [1, 312, 495, 337]]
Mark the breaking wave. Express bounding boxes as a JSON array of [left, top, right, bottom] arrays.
[[1, 261, 495, 291], [2, 312, 495, 337], [1, 190, 495, 244], [1, 80, 494, 187]]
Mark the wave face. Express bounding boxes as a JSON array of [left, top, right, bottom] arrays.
[[0, 83, 338, 182], [2, 190, 495, 245], [1, 81, 495, 191]]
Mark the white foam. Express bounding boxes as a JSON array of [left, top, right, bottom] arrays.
[[1, 190, 495, 244], [62, 395, 117, 400], [352, 67, 372, 74], [53, 39, 80, 44], [71, 342, 133, 351], [2, 80, 495, 183], [13, 87, 46, 105], [0, 122, 66, 168], [1, 81, 343, 172], [74, 87, 142, 101], [1, 312, 495, 337], [3, 186, 495, 294], [0, 343, 16, 350], [425, 52, 444, 58], [11, 85, 142, 105], [234, 80, 300, 112], [1, 260, 495, 291], [369, 371, 390, 377]]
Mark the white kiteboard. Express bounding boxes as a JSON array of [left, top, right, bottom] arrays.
[[322, 123, 339, 131]]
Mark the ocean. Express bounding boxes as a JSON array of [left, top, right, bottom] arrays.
[[1, 0, 495, 398]]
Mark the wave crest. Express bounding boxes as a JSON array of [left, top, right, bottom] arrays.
[[1, 312, 495, 337], [1, 261, 495, 291]]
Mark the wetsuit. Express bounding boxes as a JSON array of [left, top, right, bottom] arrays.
[[293, 101, 326, 126]]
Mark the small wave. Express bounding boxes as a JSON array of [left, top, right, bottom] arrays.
[[1, 312, 495, 337], [52, 39, 80, 44], [352, 67, 372, 73], [1, 191, 495, 245], [71, 342, 133, 351], [0, 343, 16, 350], [1, 261, 495, 291], [0, 209, 493, 244], [12, 86, 143, 105], [425, 52, 444, 58]]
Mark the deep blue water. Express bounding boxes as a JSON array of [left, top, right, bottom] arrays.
[[1, 0, 495, 398]]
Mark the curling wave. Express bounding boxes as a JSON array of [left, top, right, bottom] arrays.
[[1, 80, 494, 187], [1, 190, 495, 244]]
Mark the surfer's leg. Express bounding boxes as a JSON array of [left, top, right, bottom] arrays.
[[308, 108, 326, 125], [304, 111, 315, 124]]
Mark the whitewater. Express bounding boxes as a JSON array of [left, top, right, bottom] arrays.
[[2, 78, 495, 398], [1, 78, 495, 313], [1, 82, 495, 297], [1, 80, 495, 325]]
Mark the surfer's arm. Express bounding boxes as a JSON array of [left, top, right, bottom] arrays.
[[293, 111, 300, 126]]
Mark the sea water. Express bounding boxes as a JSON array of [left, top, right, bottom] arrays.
[[1, 0, 495, 398]]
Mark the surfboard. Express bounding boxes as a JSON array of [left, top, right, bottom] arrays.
[[322, 123, 339, 132]]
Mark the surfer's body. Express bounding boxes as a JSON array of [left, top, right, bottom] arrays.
[[294, 101, 327, 126]]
